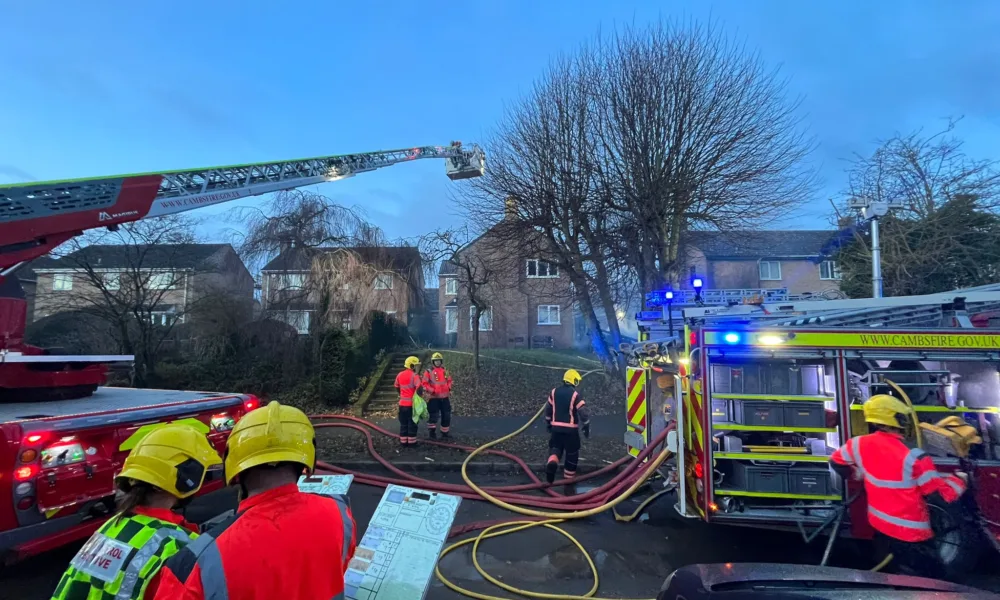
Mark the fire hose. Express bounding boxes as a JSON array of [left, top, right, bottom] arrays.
[[308, 409, 675, 600]]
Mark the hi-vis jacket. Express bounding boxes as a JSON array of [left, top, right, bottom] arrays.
[[394, 369, 423, 407], [52, 507, 197, 600], [544, 384, 590, 431], [153, 484, 356, 600], [831, 430, 966, 542], [422, 366, 453, 399]]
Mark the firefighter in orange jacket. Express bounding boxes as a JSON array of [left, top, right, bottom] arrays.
[[152, 402, 357, 600], [422, 352, 454, 439], [544, 369, 590, 484], [395, 356, 424, 446], [831, 394, 967, 578]]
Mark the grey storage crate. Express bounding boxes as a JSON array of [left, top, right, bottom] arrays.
[[730, 462, 789, 494], [711, 365, 762, 394], [711, 399, 730, 422], [789, 465, 837, 496], [782, 402, 826, 428], [713, 363, 827, 396], [733, 401, 783, 426]]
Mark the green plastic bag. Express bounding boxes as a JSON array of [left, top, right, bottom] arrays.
[[412, 392, 429, 423]]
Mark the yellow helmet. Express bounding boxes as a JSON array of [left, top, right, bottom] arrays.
[[563, 369, 582, 386], [863, 394, 910, 429], [224, 402, 315, 485], [404, 356, 421, 369], [117, 424, 221, 499], [431, 352, 444, 362]]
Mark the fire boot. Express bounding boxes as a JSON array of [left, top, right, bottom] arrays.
[[429, 428, 437, 439], [545, 455, 559, 484], [441, 429, 451, 439]]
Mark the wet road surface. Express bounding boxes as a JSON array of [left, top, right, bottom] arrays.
[[3, 471, 998, 599]]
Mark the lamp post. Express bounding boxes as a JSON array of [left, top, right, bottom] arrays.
[[665, 290, 675, 337], [848, 197, 896, 299]]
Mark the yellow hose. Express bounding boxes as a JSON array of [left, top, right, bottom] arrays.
[[434, 404, 671, 600], [871, 553, 894, 572], [883, 379, 923, 449]]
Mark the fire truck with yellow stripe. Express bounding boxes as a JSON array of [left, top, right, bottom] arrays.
[[624, 285, 1000, 576]]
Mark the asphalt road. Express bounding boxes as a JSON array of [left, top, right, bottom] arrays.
[[3, 471, 999, 600]]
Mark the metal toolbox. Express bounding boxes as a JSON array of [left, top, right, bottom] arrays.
[[733, 401, 783, 426], [788, 465, 837, 496], [730, 462, 789, 494], [782, 402, 826, 428]]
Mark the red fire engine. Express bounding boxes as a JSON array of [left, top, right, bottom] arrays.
[[626, 287, 1000, 576], [0, 143, 485, 563]]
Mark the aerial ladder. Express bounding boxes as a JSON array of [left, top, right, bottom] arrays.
[[0, 142, 485, 399]]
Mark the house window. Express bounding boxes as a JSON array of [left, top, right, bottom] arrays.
[[281, 273, 306, 290], [342, 315, 351, 331], [445, 307, 458, 333], [469, 306, 493, 331], [275, 310, 311, 335], [538, 305, 561, 325], [103, 272, 121, 291], [52, 273, 73, 291], [526, 259, 558, 278], [148, 272, 177, 290], [445, 278, 458, 295], [758, 261, 782, 281], [819, 260, 842, 281], [374, 274, 393, 290], [149, 311, 177, 327]]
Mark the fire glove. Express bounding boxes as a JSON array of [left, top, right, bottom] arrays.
[[583, 423, 591, 439]]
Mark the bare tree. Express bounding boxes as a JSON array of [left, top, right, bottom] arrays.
[[49, 216, 209, 385]]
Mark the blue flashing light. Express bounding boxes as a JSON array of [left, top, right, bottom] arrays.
[[723, 332, 741, 344], [692, 277, 704, 290], [645, 289, 674, 307], [665, 290, 674, 300]]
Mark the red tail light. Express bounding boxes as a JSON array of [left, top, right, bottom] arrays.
[[16, 496, 36, 510], [689, 331, 697, 348], [694, 462, 704, 479], [244, 396, 260, 411], [25, 433, 47, 444], [15, 465, 38, 481]]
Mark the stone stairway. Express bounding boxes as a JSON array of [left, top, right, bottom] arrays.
[[366, 354, 409, 413]]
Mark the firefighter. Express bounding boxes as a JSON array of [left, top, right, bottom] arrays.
[[52, 424, 220, 600], [831, 394, 968, 579], [395, 355, 424, 446], [422, 351, 454, 439], [153, 402, 356, 600], [544, 369, 591, 484]]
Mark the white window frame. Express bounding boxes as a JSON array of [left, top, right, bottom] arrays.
[[445, 306, 458, 334], [149, 311, 177, 327], [526, 259, 559, 279], [52, 273, 74, 291], [469, 306, 493, 331], [147, 272, 178, 290], [537, 304, 561, 325], [758, 260, 782, 281], [276, 310, 311, 335], [819, 260, 842, 281], [102, 272, 121, 291], [280, 273, 306, 290], [374, 273, 393, 290], [445, 278, 458, 295]]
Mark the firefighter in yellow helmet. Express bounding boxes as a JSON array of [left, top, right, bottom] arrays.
[[395, 355, 425, 445], [422, 351, 454, 439], [154, 402, 356, 600], [831, 394, 967, 579], [543, 369, 590, 484], [52, 424, 220, 600]]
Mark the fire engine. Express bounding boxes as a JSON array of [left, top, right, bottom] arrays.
[[624, 284, 1000, 576], [0, 143, 485, 563]]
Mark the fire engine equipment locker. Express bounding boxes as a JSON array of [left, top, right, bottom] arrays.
[[730, 462, 789, 494]]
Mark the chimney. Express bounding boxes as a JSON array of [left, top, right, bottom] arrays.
[[504, 196, 518, 221]]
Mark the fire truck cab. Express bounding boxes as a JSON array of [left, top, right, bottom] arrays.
[[625, 286, 1000, 575]]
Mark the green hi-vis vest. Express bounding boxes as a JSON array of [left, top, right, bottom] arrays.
[[51, 512, 194, 600]]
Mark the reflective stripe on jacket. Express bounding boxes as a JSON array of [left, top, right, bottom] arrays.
[[394, 369, 422, 406], [152, 484, 356, 600], [544, 384, 589, 430], [422, 367, 453, 399], [52, 511, 194, 600], [831, 430, 966, 542]]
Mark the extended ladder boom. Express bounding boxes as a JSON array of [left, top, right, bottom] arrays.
[[0, 142, 485, 273]]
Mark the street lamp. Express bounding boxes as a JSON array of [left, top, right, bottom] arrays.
[[848, 197, 899, 299]]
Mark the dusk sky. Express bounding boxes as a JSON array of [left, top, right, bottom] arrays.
[[2, 1, 998, 245]]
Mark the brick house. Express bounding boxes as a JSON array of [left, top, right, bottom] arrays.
[[678, 230, 843, 298], [438, 226, 575, 350], [260, 245, 424, 334], [31, 243, 255, 324]]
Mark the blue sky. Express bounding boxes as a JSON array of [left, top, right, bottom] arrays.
[[2, 1, 998, 246]]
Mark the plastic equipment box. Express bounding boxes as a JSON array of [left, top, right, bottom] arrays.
[[782, 402, 827, 428], [733, 401, 783, 426], [788, 465, 837, 496], [711, 363, 827, 396], [730, 462, 789, 494]]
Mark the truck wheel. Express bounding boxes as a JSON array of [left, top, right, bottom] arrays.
[[928, 498, 982, 578]]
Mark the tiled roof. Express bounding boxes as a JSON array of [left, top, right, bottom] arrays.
[[685, 230, 839, 258], [262, 246, 421, 273], [36, 244, 232, 270]]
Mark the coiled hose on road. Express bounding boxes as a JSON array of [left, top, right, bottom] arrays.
[[309, 408, 674, 600]]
